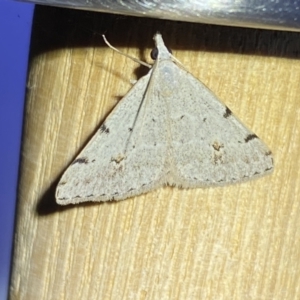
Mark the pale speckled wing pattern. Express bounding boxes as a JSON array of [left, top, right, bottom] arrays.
[[56, 70, 169, 203], [156, 61, 273, 187], [56, 33, 273, 204]]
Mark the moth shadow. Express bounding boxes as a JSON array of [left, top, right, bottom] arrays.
[[95, 62, 150, 94], [36, 177, 118, 216], [30, 6, 300, 62]]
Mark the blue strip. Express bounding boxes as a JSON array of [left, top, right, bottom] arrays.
[[0, 1, 34, 298]]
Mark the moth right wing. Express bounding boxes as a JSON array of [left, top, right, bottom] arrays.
[[164, 62, 273, 187]]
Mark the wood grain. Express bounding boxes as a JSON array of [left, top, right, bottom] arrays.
[[10, 6, 300, 300]]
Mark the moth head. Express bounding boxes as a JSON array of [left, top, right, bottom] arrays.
[[150, 46, 172, 60]]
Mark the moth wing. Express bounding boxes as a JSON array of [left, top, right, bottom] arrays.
[[56, 71, 168, 204], [157, 62, 273, 187]]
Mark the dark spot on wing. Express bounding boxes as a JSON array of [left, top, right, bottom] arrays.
[[100, 124, 107, 132], [265, 151, 272, 156], [180, 115, 185, 119], [203, 118, 207, 122], [223, 107, 232, 118], [72, 157, 88, 164], [100, 123, 109, 133], [100, 124, 109, 134], [87, 194, 94, 197], [152, 118, 156, 122], [245, 134, 258, 143], [129, 127, 133, 132]]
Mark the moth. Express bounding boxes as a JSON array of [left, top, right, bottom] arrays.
[[56, 33, 273, 204]]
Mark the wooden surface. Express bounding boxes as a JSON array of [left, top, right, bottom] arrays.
[[10, 6, 300, 300]]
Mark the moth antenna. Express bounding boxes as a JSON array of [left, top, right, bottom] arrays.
[[102, 35, 152, 69]]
